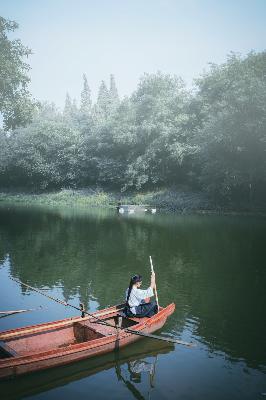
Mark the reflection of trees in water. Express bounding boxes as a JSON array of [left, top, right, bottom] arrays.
[[1, 206, 266, 369]]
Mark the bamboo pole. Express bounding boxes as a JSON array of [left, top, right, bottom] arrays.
[[0, 310, 29, 315], [149, 256, 159, 312], [0, 307, 43, 316]]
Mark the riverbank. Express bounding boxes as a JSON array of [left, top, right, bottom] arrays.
[[0, 188, 264, 215], [0, 187, 209, 211]]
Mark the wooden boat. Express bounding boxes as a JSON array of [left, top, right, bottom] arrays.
[[0, 302, 175, 380], [117, 204, 157, 214]]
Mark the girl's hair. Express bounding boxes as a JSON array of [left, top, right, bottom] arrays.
[[126, 274, 142, 304]]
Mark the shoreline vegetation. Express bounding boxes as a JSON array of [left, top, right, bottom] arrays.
[[0, 188, 265, 216], [1, 17, 266, 216]]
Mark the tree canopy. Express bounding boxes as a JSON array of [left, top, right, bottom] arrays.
[[0, 16, 35, 130], [0, 30, 265, 209], [194, 51, 266, 203]]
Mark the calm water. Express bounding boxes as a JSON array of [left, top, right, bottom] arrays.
[[0, 204, 266, 400]]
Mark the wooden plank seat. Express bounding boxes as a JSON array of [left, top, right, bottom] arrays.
[[0, 341, 19, 358], [88, 313, 140, 334]]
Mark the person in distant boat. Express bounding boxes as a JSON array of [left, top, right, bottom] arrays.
[[125, 272, 157, 318]]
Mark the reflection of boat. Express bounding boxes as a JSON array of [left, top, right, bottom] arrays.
[[0, 303, 175, 379], [1, 338, 174, 400]]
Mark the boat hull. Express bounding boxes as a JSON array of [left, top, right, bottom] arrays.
[[0, 303, 175, 379]]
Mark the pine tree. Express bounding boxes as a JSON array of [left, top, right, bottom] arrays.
[[95, 80, 110, 120], [63, 93, 79, 126], [72, 98, 78, 113], [64, 92, 73, 117], [80, 74, 92, 114], [109, 74, 119, 109]]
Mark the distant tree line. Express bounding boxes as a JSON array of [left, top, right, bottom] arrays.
[[0, 16, 266, 205]]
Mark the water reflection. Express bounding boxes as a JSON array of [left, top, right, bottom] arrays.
[[0, 203, 266, 383], [0, 339, 174, 400]]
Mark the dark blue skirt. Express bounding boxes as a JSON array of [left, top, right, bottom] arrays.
[[125, 301, 158, 318]]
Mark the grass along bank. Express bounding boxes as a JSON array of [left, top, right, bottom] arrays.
[[0, 187, 212, 212], [0, 188, 265, 215]]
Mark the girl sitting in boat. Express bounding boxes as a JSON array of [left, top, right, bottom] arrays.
[[125, 272, 157, 317]]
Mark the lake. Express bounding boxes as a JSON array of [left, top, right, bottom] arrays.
[[0, 204, 265, 400]]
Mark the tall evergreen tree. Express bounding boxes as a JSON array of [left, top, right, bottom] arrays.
[[63, 93, 79, 127], [109, 74, 119, 110], [72, 98, 78, 113], [95, 80, 110, 120], [64, 92, 73, 116], [80, 74, 92, 114]]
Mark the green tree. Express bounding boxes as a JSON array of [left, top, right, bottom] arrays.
[[0, 103, 82, 189], [80, 74, 92, 114], [122, 72, 195, 190], [109, 74, 119, 111], [94, 80, 110, 122], [0, 16, 34, 130], [63, 92, 79, 127], [78, 74, 93, 135], [63, 92, 73, 116], [194, 51, 266, 205]]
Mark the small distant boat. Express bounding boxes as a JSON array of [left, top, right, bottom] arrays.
[[117, 205, 156, 214], [0, 303, 175, 379]]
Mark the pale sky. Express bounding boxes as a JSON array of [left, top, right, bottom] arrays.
[[1, 0, 265, 109]]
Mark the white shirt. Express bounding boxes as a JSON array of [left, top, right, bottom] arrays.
[[125, 286, 154, 314]]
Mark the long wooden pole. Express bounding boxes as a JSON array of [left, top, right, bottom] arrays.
[[9, 277, 194, 347], [0, 307, 43, 316], [149, 256, 159, 312]]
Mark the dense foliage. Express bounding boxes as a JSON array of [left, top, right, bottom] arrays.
[[0, 16, 35, 130], [0, 16, 265, 207], [194, 52, 266, 205]]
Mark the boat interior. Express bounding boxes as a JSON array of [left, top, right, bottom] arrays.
[[0, 314, 140, 359]]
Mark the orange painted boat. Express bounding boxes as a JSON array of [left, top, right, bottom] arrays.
[[0, 303, 175, 380]]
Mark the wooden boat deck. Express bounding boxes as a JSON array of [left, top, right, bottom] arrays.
[[0, 312, 142, 357]]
